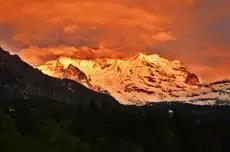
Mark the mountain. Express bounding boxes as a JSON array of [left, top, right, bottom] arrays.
[[38, 51, 230, 105], [0, 47, 118, 105]]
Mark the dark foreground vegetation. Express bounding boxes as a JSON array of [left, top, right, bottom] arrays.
[[0, 97, 230, 152]]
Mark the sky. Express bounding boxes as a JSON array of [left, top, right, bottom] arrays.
[[0, 0, 229, 82]]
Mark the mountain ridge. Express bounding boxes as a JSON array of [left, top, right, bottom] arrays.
[[38, 51, 230, 105]]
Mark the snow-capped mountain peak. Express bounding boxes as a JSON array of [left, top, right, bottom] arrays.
[[37, 52, 204, 105]]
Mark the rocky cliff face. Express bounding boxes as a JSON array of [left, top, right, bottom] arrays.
[[38, 52, 204, 105], [185, 73, 200, 86]]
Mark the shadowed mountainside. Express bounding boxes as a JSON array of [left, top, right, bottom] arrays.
[[0, 47, 118, 106]]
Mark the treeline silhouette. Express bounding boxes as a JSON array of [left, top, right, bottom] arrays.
[[0, 97, 230, 152]]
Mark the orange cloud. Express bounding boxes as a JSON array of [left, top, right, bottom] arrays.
[[19, 45, 133, 66], [0, 0, 175, 49], [190, 64, 230, 83]]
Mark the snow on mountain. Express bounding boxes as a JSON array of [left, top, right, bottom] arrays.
[[38, 52, 230, 105]]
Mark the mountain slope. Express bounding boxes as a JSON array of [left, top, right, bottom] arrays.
[[0, 47, 118, 105]]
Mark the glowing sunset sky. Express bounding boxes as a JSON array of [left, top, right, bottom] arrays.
[[0, 0, 229, 82]]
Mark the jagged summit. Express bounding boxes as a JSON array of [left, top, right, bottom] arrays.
[[131, 52, 157, 63], [134, 52, 159, 60], [132, 52, 148, 60]]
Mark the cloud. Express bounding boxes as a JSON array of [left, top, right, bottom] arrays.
[[63, 25, 79, 34], [18, 45, 131, 66], [153, 32, 176, 42], [0, 0, 175, 49]]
